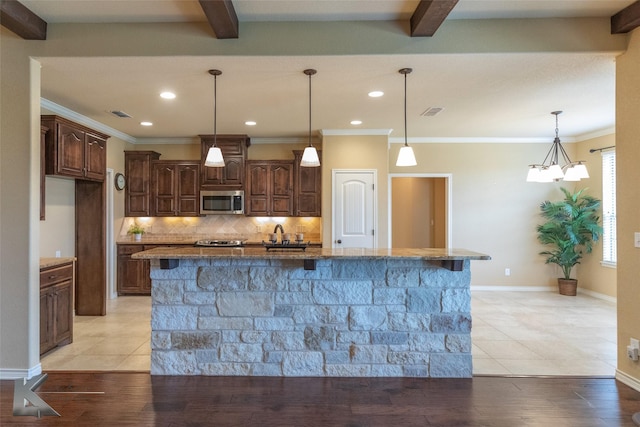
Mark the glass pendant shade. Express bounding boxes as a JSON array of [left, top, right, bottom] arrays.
[[205, 146, 225, 167], [300, 146, 320, 167], [526, 166, 541, 182], [572, 163, 589, 179], [563, 166, 581, 181], [548, 164, 564, 180], [537, 168, 554, 183], [396, 145, 417, 167]]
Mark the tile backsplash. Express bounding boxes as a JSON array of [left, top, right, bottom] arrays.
[[120, 216, 322, 242]]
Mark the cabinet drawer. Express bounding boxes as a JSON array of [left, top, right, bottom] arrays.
[[117, 244, 144, 255], [40, 264, 73, 288]]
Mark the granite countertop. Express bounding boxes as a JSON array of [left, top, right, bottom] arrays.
[[40, 257, 76, 269], [132, 246, 490, 261]]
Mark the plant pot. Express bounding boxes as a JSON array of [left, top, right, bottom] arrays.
[[558, 278, 577, 296], [134, 233, 142, 242]]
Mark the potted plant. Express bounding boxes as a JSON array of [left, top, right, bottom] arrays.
[[536, 187, 603, 296], [127, 222, 146, 241]]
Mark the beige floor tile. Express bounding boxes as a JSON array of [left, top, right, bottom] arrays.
[[41, 292, 617, 377]]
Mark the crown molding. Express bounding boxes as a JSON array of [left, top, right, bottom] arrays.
[[40, 98, 136, 143], [320, 129, 393, 136]]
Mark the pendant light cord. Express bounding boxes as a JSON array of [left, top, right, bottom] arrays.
[[213, 72, 217, 147], [403, 71, 408, 147], [308, 71, 312, 147]]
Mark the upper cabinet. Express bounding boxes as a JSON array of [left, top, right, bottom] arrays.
[[151, 161, 200, 217], [200, 135, 250, 190], [293, 150, 322, 217], [125, 151, 161, 217], [245, 161, 294, 216], [41, 115, 109, 182]]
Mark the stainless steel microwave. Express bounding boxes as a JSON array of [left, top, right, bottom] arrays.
[[200, 190, 244, 215]]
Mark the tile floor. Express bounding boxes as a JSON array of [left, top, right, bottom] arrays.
[[40, 291, 618, 376]]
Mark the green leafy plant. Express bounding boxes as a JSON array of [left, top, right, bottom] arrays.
[[127, 222, 146, 235], [537, 187, 603, 280]]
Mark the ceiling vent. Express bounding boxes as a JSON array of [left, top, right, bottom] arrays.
[[109, 110, 132, 118], [421, 107, 444, 117]]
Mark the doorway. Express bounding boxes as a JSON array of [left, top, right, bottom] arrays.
[[389, 174, 452, 248]]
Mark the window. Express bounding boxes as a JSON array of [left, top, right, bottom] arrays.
[[602, 150, 616, 265]]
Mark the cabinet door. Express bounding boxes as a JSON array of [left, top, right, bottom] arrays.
[[177, 163, 200, 216], [125, 151, 161, 217], [246, 163, 269, 216], [117, 255, 147, 294], [56, 123, 85, 178], [294, 150, 322, 217], [270, 163, 293, 216], [84, 133, 107, 181], [40, 288, 54, 355], [152, 163, 177, 216], [222, 156, 244, 187], [52, 281, 73, 345]]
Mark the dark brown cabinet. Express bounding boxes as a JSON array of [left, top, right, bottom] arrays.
[[293, 150, 322, 217], [151, 161, 200, 216], [117, 244, 150, 295], [125, 151, 161, 216], [200, 135, 250, 190], [40, 262, 74, 355], [245, 161, 294, 216], [41, 115, 109, 182]]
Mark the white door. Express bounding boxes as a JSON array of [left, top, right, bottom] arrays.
[[333, 170, 376, 248]]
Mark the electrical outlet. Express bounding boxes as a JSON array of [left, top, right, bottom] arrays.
[[631, 338, 639, 349], [55, 250, 61, 258], [255, 225, 262, 233], [505, 268, 511, 276], [635, 232, 640, 248], [627, 346, 639, 361]]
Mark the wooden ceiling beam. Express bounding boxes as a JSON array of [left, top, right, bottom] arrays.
[[410, 0, 459, 37], [0, 0, 47, 40], [611, 0, 640, 34], [198, 0, 239, 39]]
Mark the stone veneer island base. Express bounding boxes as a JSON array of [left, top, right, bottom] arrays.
[[133, 247, 490, 378]]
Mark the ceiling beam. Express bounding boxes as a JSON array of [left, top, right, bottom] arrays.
[[410, 0, 459, 37], [611, 0, 640, 34], [0, 0, 46, 40], [198, 0, 239, 39]]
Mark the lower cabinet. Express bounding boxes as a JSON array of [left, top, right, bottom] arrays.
[[40, 262, 74, 355], [117, 244, 185, 295], [117, 244, 150, 295]]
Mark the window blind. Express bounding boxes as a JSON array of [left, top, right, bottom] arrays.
[[601, 150, 616, 264]]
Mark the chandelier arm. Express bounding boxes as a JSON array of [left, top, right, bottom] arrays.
[[557, 139, 573, 166]]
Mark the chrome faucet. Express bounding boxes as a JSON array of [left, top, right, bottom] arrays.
[[273, 224, 285, 242]]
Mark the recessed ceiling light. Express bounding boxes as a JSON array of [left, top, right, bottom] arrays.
[[368, 91, 384, 98], [140, 121, 153, 126], [160, 92, 176, 99], [245, 121, 257, 126], [350, 120, 362, 125]]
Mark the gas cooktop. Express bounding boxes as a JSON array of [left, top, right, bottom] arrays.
[[194, 239, 245, 247]]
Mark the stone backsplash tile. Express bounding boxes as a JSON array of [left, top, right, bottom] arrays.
[[121, 216, 322, 242]]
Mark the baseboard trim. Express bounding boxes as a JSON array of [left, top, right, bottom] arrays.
[[616, 369, 640, 392], [0, 363, 42, 380], [577, 287, 617, 303], [471, 285, 617, 303], [471, 285, 555, 292]]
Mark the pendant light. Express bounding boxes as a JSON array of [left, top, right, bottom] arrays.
[[300, 69, 320, 167], [204, 69, 225, 167], [526, 111, 588, 182], [396, 68, 417, 167]]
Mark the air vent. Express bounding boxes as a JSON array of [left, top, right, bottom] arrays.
[[109, 110, 132, 118], [421, 107, 444, 117]]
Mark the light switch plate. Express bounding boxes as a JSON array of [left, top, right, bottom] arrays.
[[635, 232, 640, 248]]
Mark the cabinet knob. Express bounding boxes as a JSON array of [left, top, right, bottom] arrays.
[[48, 275, 56, 279]]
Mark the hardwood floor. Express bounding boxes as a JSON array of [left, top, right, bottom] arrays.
[[2, 373, 640, 426]]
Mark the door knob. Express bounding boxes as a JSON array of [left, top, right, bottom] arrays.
[[336, 239, 342, 244]]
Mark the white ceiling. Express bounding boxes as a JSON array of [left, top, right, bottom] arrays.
[[22, 0, 634, 142]]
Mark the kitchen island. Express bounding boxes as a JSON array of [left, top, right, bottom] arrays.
[[133, 247, 490, 377]]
